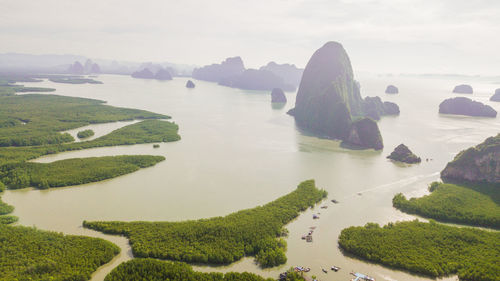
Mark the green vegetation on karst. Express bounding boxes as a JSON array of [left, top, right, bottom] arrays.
[[0, 119, 180, 166], [104, 258, 283, 281], [338, 220, 500, 281], [0, 223, 120, 281], [441, 133, 500, 184], [0, 94, 169, 147], [84, 180, 327, 267], [0, 215, 18, 225], [393, 182, 500, 229], [49, 77, 103, 84], [0, 155, 165, 190], [77, 129, 95, 139]]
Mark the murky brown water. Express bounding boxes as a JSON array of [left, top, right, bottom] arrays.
[[4, 74, 499, 281]]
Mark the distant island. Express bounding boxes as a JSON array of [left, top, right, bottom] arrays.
[[287, 41, 388, 150], [186, 80, 195, 88], [68, 59, 101, 75], [439, 97, 497, 117], [452, 84, 473, 94], [259, 62, 303, 89], [385, 85, 398, 94], [192, 56, 245, 82], [387, 144, 421, 163], [192, 57, 301, 91], [490, 88, 500, 102], [362, 96, 399, 120], [131, 68, 173, 80], [271, 88, 287, 103]]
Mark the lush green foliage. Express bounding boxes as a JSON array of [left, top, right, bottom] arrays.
[[13, 86, 56, 93], [0, 195, 14, 215], [0, 224, 120, 281], [339, 220, 500, 281], [104, 258, 278, 281], [0, 119, 180, 166], [393, 182, 500, 229], [84, 180, 327, 267], [77, 129, 95, 139], [49, 77, 103, 84], [0, 215, 18, 225], [0, 94, 168, 147], [0, 155, 165, 190]]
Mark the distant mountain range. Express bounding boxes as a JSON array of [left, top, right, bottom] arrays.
[[0, 53, 195, 76]]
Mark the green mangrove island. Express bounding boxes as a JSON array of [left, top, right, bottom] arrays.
[[0, 79, 183, 280], [84, 180, 327, 267], [0, 223, 120, 281], [393, 182, 499, 229], [77, 129, 95, 139], [339, 220, 500, 281], [0, 155, 165, 190], [104, 259, 308, 281]]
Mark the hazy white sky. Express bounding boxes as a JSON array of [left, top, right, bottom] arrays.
[[0, 0, 499, 74]]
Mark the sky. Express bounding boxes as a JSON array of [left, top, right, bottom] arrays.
[[0, 0, 499, 75]]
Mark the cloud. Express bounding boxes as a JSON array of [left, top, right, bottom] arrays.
[[0, 0, 498, 74]]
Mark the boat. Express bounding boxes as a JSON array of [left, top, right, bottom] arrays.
[[331, 265, 340, 271], [304, 267, 310, 272], [306, 235, 313, 242], [331, 199, 339, 203], [301, 235, 306, 240], [350, 272, 375, 281], [320, 205, 328, 209], [322, 268, 328, 273], [313, 214, 319, 219]]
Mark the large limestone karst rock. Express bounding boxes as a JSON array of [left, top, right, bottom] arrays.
[[441, 133, 500, 184], [288, 41, 383, 150]]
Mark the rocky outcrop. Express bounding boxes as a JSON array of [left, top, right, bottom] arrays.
[[385, 85, 398, 94], [154, 68, 173, 80], [387, 144, 421, 163], [288, 41, 384, 150], [259, 62, 303, 88], [343, 118, 383, 150], [192, 57, 245, 82], [90, 63, 101, 74], [439, 97, 497, 117], [186, 80, 195, 88], [271, 88, 286, 103], [131, 68, 155, 79], [441, 133, 500, 184], [490, 89, 500, 102], [68, 61, 84, 75], [362, 96, 400, 120], [453, 84, 473, 94], [219, 69, 295, 91], [131, 68, 172, 80]]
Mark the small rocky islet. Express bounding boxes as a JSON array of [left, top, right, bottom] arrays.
[[387, 144, 421, 164], [452, 84, 473, 94], [490, 88, 500, 102], [385, 85, 398, 94]]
